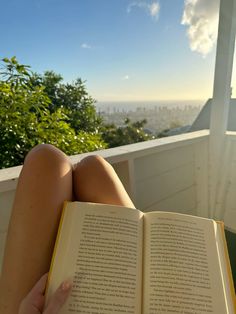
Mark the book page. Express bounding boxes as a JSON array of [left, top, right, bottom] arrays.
[[142, 212, 229, 314], [46, 202, 143, 314]]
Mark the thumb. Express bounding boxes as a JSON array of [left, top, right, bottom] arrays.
[[43, 281, 72, 314]]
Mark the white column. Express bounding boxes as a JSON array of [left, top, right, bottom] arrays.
[[209, 0, 236, 218]]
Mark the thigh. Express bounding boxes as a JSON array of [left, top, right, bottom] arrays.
[[0, 144, 73, 314]]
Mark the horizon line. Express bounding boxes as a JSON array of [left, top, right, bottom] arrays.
[[95, 98, 207, 103]]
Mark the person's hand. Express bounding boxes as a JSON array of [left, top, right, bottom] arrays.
[[19, 273, 72, 314]]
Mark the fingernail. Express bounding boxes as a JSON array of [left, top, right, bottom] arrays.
[[61, 280, 72, 292]]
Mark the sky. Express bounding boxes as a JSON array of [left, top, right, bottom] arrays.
[[0, 0, 227, 102]]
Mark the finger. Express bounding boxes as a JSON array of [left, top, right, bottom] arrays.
[[19, 273, 48, 313], [28, 273, 48, 297], [44, 281, 72, 314], [26, 273, 48, 305]]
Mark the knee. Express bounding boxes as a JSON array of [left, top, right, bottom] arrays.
[[73, 155, 112, 180], [24, 144, 71, 171], [78, 155, 111, 172], [80, 155, 108, 168]]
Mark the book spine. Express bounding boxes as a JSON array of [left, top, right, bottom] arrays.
[[44, 201, 67, 298], [217, 221, 236, 312]]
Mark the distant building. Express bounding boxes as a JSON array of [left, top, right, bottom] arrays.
[[165, 99, 236, 136], [166, 125, 191, 136]]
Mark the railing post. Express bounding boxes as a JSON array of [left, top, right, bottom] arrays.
[[209, 0, 236, 218]]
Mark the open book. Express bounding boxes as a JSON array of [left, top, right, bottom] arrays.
[[45, 202, 236, 314]]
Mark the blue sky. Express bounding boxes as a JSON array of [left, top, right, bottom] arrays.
[[1, 0, 222, 102]]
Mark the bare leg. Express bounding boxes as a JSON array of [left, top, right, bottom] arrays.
[[0, 144, 73, 314], [73, 155, 135, 208], [0, 149, 134, 313]]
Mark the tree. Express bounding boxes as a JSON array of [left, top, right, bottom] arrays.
[[32, 71, 156, 148], [31, 71, 102, 133], [0, 57, 106, 168], [0, 57, 156, 169], [101, 118, 155, 148]]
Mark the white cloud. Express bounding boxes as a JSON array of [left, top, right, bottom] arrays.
[[122, 75, 130, 80], [181, 0, 220, 56], [81, 43, 91, 49], [149, 2, 160, 18], [127, 1, 160, 20], [127, 1, 145, 13]]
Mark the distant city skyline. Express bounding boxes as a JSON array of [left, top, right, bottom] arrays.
[[96, 99, 204, 111], [99, 100, 202, 134], [3, 0, 236, 102]]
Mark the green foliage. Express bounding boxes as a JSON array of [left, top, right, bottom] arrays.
[[101, 118, 155, 148], [0, 57, 49, 167], [37, 109, 105, 155], [0, 57, 106, 168], [32, 71, 102, 132], [0, 57, 154, 169]]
